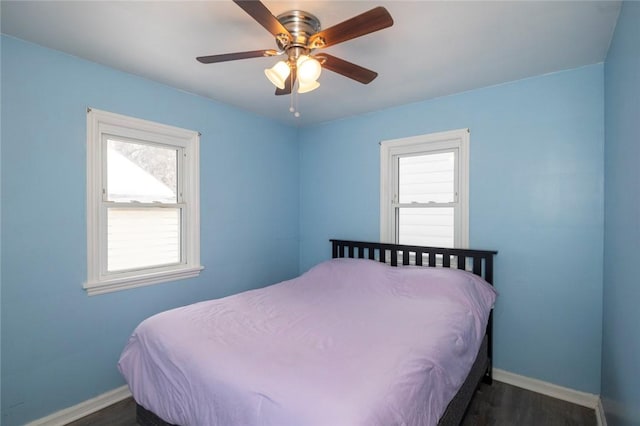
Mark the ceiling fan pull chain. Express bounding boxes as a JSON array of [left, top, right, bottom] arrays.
[[289, 74, 295, 113], [289, 72, 300, 118], [294, 87, 300, 118]]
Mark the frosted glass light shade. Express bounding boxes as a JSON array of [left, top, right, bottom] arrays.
[[298, 79, 320, 94], [264, 61, 290, 89], [296, 55, 322, 83]]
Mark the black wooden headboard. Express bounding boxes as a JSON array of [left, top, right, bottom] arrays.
[[330, 239, 497, 284]]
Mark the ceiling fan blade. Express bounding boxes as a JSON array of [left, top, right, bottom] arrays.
[[197, 49, 278, 64], [319, 54, 378, 84], [308, 7, 393, 49], [233, 0, 292, 42], [275, 67, 296, 96]]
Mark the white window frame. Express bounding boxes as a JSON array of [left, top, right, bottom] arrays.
[[85, 108, 202, 295], [380, 128, 469, 248]]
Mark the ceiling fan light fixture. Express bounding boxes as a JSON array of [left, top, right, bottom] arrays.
[[264, 60, 291, 89], [296, 55, 322, 83], [298, 79, 320, 94]]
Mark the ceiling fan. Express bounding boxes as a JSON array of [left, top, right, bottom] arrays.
[[196, 0, 394, 97]]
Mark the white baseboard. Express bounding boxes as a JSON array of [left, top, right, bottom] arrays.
[[595, 397, 608, 426], [25, 385, 131, 426], [493, 368, 600, 409]]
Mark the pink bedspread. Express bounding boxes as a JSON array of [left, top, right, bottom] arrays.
[[118, 258, 496, 426]]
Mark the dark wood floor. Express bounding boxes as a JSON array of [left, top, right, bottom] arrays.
[[67, 381, 596, 426], [461, 382, 596, 426]]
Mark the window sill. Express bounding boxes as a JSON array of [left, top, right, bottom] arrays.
[[84, 265, 204, 296]]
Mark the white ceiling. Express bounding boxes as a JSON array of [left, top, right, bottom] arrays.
[[1, 1, 621, 127]]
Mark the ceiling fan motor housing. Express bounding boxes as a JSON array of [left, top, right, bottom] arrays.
[[276, 10, 322, 60]]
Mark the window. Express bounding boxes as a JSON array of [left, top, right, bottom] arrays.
[[85, 108, 202, 295], [380, 129, 469, 248]]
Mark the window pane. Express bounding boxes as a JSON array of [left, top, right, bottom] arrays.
[[398, 152, 455, 203], [107, 139, 178, 203], [398, 207, 454, 247], [107, 208, 181, 272]]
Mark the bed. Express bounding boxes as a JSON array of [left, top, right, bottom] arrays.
[[119, 239, 497, 426]]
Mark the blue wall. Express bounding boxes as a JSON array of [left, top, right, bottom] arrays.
[[2, 17, 629, 423], [299, 65, 605, 394], [602, 3, 640, 425], [0, 36, 300, 425]]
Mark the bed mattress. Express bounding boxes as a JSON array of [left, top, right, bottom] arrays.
[[118, 258, 496, 426]]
